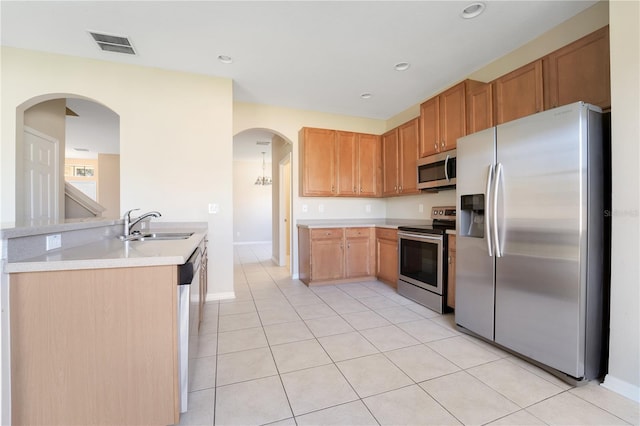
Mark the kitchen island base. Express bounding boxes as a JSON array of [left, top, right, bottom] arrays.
[[10, 266, 180, 425]]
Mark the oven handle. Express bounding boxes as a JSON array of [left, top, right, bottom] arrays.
[[398, 232, 444, 243]]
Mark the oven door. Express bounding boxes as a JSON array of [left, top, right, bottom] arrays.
[[398, 231, 444, 295]]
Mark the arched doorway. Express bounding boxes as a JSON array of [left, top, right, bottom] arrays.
[[15, 94, 119, 226], [232, 128, 293, 272]]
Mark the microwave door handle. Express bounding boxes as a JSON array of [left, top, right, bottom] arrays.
[[444, 154, 450, 181], [485, 164, 494, 257], [492, 163, 503, 258]]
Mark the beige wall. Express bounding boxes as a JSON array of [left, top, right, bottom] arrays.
[[603, 0, 640, 402], [233, 159, 272, 243], [21, 99, 66, 222], [97, 153, 120, 219], [1, 47, 234, 300], [271, 135, 292, 265]]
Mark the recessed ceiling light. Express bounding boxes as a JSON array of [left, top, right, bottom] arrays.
[[394, 62, 411, 71], [360, 93, 373, 99], [461, 2, 486, 19], [218, 55, 233, 64]]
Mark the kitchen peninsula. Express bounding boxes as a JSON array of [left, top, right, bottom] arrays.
[[2, 220, 207, 426]]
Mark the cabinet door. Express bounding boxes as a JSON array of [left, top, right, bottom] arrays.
[[300, 127, 336, 196], [419, 96, 440, 157], [439, 82, 466, 151], [494, 60, 543, 124], [398, 118, 419, 194], [336, 131, 357, 196], [382, 129, 399, 196], [310, 239, 344, 281], [467, 82, 494, 133], [376, 237, 398, 288], [346, 237, 371, 278], [357, 133, 381, 197], [544, 26, 610, 110], [447, 235, 456, 309]]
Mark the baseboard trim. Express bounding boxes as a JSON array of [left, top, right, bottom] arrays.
[[233, 241, 271, 246], [602, 374, 640, 402], [206, 291, 235, 301]]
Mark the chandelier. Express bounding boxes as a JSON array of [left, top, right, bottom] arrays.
[[254, 152, 272, 186]]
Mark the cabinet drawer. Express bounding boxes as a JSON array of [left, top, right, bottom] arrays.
[[376, 227, 398, 241], [310, 228, 344, 240], [448, 234, 456, 251], [345, 227, 371, 238]]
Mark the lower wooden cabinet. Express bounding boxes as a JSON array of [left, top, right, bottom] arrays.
[[298, 226, 377, 285], [10, 265, 180, 426], [376, 228, 398, 288], [447, 234, 456, 309]]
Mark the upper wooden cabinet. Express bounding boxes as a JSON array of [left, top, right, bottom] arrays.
[[356, 133, 382, 197], [382, 128, 399, 196], [493, 59, 544, 125], [467, 82, 494, 133], [300, 127, 336, 196], [544, 26, 610, 111], [383, 118, 420, 196], [300, 127, 381, 197], [419, 80, 481, 157]]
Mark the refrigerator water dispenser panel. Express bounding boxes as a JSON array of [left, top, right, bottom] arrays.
[[460, 194, 485, 238]]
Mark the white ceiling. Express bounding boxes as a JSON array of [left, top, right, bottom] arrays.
[[2, 1, 598, 122]]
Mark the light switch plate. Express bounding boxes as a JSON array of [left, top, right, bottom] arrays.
[[46, 234, 62, 251]]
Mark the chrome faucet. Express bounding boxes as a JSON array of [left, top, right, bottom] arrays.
[[123, 209, 162, 236]]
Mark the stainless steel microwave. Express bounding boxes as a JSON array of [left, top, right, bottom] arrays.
[[417, 150, 456, 190]]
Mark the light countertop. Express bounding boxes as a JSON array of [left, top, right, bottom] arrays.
[[296, 218, 431, 229], [4, 227, 207, 273]]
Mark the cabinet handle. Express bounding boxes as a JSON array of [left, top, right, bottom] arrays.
[[360, 187, 363, 192], [434, 142, 438, 150], [353, 187, 357, 193], [394, 185, 397, 191], [399, 186, 402, 192], [441, 140, 445, 148], [331, 185, 335, 192], [347, 242, 350, 249]]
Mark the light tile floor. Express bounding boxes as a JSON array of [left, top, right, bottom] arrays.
[[178, 243, 640, 426]]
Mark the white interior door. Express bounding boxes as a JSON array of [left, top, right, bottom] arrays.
[[23, 126, 59, 225]]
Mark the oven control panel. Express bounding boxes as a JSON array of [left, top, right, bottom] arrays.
[[431, 206, 456, 221]]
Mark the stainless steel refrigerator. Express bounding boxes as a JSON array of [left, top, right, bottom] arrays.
[[455, 102, 605, 382]]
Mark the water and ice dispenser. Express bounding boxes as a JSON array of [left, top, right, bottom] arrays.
[[460, 194, 485, 238]]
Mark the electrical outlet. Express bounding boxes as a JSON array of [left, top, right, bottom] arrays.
[[365, 204, 371, 213], [208, 203, 219, 214], [318, 204, 324, 213], [302, 204, 308, 213], [419, 204, 424, 213], [46, 234, 62, 251]]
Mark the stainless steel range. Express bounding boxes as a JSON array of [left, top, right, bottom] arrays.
[[397, 206, 455, 314]]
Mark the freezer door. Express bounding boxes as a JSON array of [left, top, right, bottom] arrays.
[[455, 127, 496, 341], [494, 103, 591, 378]]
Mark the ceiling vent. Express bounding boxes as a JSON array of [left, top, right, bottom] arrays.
[[89, 31, 136, 55]]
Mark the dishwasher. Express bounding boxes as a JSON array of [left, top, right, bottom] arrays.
[[177, 247, 201, 413]]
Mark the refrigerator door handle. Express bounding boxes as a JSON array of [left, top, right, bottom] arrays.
[[485, 164, 494, 257], [493, 162, 503, 257]]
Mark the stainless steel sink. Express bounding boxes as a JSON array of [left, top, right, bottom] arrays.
[[120, 232, 194, 241]]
